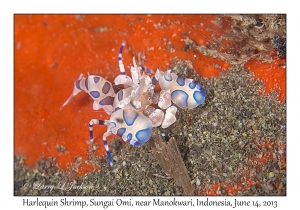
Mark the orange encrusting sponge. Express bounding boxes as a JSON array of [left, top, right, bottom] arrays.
[[245, 55, 286, 101]]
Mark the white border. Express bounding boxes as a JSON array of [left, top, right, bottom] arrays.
[[2, 0, 298, 209]]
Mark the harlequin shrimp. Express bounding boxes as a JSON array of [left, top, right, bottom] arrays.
[[61, 42, 206, 166]]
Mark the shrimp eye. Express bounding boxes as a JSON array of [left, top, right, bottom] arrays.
[[116, 118, 124, 124]]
